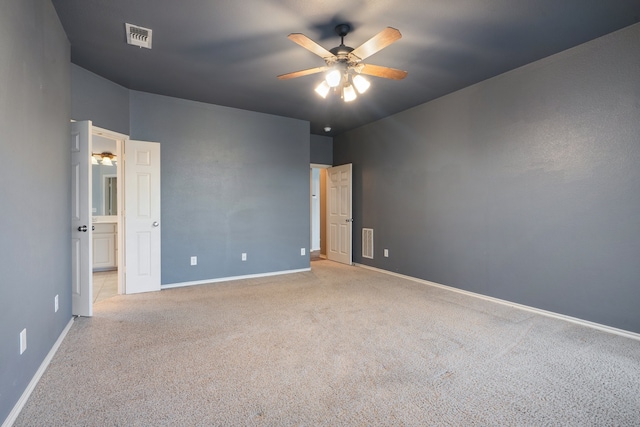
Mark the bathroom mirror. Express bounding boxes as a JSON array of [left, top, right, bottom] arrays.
[[104, 176, 117, 215], [92, 163, 117, 216]]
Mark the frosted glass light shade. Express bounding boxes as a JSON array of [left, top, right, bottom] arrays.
[[343, 84, 357, 102], [353, 75, 370, 94], [315, 81, 330, 98], [325, 69, 342, 87], [91, 156, 99, 165], [102, 157, 113, 166]]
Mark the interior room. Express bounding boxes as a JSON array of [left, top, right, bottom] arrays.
[[2, 0, 640, 425]]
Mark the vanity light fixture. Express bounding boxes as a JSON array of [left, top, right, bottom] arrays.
[[92, 152, 116, 166]]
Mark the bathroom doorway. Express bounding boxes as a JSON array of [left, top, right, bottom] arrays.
[[91, 129, 123, 303]]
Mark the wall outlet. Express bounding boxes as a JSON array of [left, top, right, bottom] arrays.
[[20, 328, 27, 355], [54, 294, 59, 312], [190, 256, 197, 266], [384, 249, 389, 257], [301, 248, 306, 256], [241, 253, 247, 261]]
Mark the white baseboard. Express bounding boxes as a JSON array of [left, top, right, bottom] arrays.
[[356, 264, 640, 342], [3, 318, 75, 427], [162, 267, 311, 290]]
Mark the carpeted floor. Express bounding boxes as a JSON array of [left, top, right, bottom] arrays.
[[15, 262, 640, 426]]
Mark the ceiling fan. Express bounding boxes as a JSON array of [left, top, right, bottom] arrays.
[[278, 24, 408, 102]]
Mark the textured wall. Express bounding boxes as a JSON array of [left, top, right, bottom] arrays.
[[334, 23, 640, 333], [310, 134, 333, 165], [71, 64, 130, 135], [130, 91, 311, 284], [0, 0, 71, 421]]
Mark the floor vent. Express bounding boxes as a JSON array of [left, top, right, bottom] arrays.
[[362, 228, 374, 259], [125, 23, 152, 49]]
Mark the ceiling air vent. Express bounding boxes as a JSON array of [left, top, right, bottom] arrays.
[[125, 23, 152, 49]]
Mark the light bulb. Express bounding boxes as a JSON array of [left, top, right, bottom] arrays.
[[102, 156, 113, 166], [325, 69, 342, 88], [353, 75, 370, 94], [314, 81, 330, 98], [343, 84, 357, 102]]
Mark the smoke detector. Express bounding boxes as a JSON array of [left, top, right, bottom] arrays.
[[125, 23, 152, 49]]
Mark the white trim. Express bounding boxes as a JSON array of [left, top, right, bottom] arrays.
[[355, 264, 640, 342], [91, 125, 129, 141], [310, 163, 331, 169], [2, 318, 75, 427], [161, 268, 311, 290]]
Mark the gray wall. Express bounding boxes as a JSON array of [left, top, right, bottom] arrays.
[[0, 0, 71, 421], [71, 64, 130, 135], [130, 91, 311, 285], [334, 23, 640, 333], [310, 134, 333, 165]]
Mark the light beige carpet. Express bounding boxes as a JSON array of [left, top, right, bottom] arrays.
[[15, 262, 640, 426]]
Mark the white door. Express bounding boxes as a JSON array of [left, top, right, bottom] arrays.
[[327, 163, 352, 265], [71, 121, 93, 316], [124, 140, 161, 294]]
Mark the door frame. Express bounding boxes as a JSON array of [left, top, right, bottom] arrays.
[[92, 126, 127, 295], [310, 163, 331, 258]]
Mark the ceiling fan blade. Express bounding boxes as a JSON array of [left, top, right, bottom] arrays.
[[359, 63, 408, 80], [288, 33, 335, 59], [349, 27, 402, 61], [277, 66, 329, 80]]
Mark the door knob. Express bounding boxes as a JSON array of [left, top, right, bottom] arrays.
[[78, 225, 88, 232], [152, 221, 159, 227]]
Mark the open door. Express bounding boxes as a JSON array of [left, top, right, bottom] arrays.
[[327, 163, 352, 265], [71, 121, 93, 316], [124, 140, 161, 294]]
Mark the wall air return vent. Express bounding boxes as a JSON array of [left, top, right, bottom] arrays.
[[362, 228, 374, 259], [125, 23, 152, 49]]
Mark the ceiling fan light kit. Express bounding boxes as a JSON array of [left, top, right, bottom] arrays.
[[278, 24, 407, 103], [353, 74, 370, 93], [315, 81, 331, 98]]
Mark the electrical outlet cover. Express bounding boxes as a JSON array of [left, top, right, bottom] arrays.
[[20, 329, 27, 354]]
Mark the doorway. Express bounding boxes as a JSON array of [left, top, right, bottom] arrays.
[[310, 165, 330, 261], [91, 128, 124, 303]]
